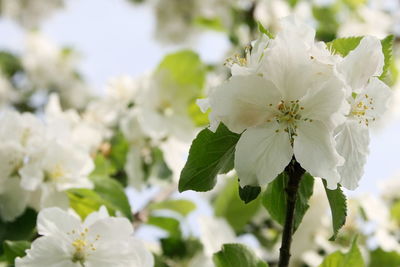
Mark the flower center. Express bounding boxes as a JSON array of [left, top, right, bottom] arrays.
[[350, 94, 375, 126], [68, 228, 100, 264], [267, 100, 312, 144], [45, 164, 65, 182]]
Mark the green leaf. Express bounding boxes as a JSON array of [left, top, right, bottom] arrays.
[[323, 181, 347, 241], [327, 36, 362, 56], [369, 248, 400, 267], [312, 5, 339, 42], [257, 22, 274, 39], [319, 238, 364, 267], [156, 50, 206, 100], [160, 237, 202, 260], [179, 123, 240, 192], [213, 243, 268, 267], [67, 188, 107, 219], [188, 100, 210, 127], [379, 35, 395, 83], [149, 199, 196, 217], [262, 173, 314, 231], [194, 16, 225, 32], [147, 216, 181, 238], [343, 0, 366, 9], [0, 208, 37, 249], [68, 176, 132, 221], [390, 200, 400, 224], [91, 154, 116, 177], [91, 175, 132, 220], [239, 185, 261, 204], [0, 51, 22, 77], [3, 240, 30, 264], [214, 178, 261, 232], [109, 132, 130, 171]]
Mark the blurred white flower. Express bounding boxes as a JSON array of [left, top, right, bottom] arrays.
[[0, 73, 18, 108], [335, 36, 392, 190], [16, 207, 154, 267], [338, 7, 393, 39], [135, 74, 195, 141], [0, 0, 64, 28], [22, 33, 92, 109], [45, 94, 103, 154], [255, 0, 312, 33]]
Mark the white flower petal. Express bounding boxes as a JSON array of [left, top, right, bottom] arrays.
[[278, 16, 315, 48], [124, 147, 145, 189], [88, 217, 134, 242], [362, 77, 392, 119], [19, 160, 44, 191], [335, 121, 370, 190], [0, 178, 29, 222], [15, 236, 76, 267], [261, 29, 316, 101], [294, 121, 343, 189], [37, 207, 81, 237], [337, 36, 384, 92], [83, 206, 109, 226], [198, 216, 236, 256], [235, 123, 293, 186], [300, 74, 347, 125], [209, 75, 281, 133]]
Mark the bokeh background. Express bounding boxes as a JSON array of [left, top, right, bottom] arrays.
[[1, 0, 400, 266]]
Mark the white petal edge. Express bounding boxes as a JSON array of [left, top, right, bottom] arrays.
[[294, 121, 343, 189], [235, 122, 293, 187]]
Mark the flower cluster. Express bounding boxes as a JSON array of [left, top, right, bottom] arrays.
[[16, 206, 154, 266], [0, 0, 64, 28], [199, 17, 392, 190], [0, 95, 98, 222]]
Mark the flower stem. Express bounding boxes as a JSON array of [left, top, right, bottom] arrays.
[[278, 159, 305, 267]]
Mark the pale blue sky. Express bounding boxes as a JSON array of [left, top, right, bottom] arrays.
[[0, 0, 399, 197]]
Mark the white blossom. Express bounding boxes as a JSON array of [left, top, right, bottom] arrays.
[[0, 0, 64, 28], [16, 207, 154, 267], [335, 36, 392, 190], [201, 17, 346, 189]]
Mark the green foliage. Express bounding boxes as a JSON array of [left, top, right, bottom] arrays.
[[0, 51, 22, 77], [156, 50, 206, 100], [257, 22, 274, 39], [91, 175, 132, 220], [149, 199, 196, 217], [369, 249, 400, 267], [214, 178, 261, 232], [323, 181, 347, 241], [312, 5, 339, 42], [327, 36, 362, 56], [147, 216, 182, 238], [239, 184, 261, 204], [68, 176, 132, 221], [390, 200, 400, 225], [194, 17, 225, 31], [319, 238, 364, 267], [379, 35, 395, 85], [188, 100, 210, 127], [179, 123, 240, 192], [213, 243, 268, 267], [109, 132, 130, 171], [160, 237, 202, 260], [91, 154, 116, 177], [343, 0, 366, 9], [0, 209, 37, 249], [262, 173, 314, 231], [3, 240, 30, 264]]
